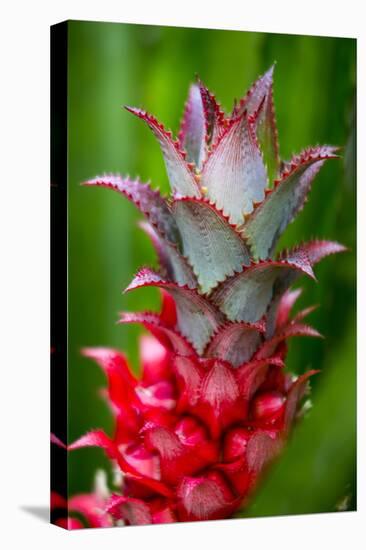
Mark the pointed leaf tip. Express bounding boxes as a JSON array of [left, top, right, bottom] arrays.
[[256, 323, 323, 360], [243, 147, 339, 260], [276, 288, 303, 330], [118, 310, 195, 357], [124, 267, 164, 293], [198, 80, 227, 147], [234, 65, 280, 182], [51, 433, 66, 449], [298, 240, 347, 265], [178, 83, 206, 169], [84, 175, 179, 244], [68, 430, 118, 458], [282, 246, 316, 280], [125, 106, 201, 198]]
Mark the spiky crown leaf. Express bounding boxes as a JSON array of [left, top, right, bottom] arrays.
[[84, 64, 344, 352]]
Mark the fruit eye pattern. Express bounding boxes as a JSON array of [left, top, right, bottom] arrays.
[[52, 65, 346, 528]]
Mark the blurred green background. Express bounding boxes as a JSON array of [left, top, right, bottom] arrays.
[[67, 20, 356, 515]]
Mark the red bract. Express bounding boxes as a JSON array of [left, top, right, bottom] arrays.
[[58, 66, 345, 528], [63, 294, 324, 526]]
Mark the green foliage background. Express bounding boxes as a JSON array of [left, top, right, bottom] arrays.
[[67, 20, 356, 516]]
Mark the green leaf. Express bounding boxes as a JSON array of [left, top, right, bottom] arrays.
[[172, 198, 251, 294], [201, 113, 268, 226], [211, 247, 315, 324], [243, 147, 338, 260]]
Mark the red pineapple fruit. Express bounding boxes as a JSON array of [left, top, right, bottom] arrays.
[[59, 66, 346, 527]]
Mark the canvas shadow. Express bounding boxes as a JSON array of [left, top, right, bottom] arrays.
[[20, 506, 49, 523]]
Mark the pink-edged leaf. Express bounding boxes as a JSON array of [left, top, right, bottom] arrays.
[[106, 494, 152, 525], [125, 268, 167, 291], [143, 425, 217, 485], [119, 311, 196, 357], [139, 333, 171, 384], [124, 269, 224, 354], [235, 65, 275, 117], [278, 245, 316, 279], [293, 305, 318, 322], [51, 433, 66, 449], [178, 83, 206, 168], [70, 430, 173, 498], [173, 355, 204, 409], [211, 253, 314, 324], [237, 357, 285, 403], [125, 107, 201, 198], [275, 288, 303, 330], [175, 357, 243, 437], [266, 240, 345, 337], [242, 146, 339, 260], [69, 494, 112, 528], [235, 65, 280, 181], [199, 80, 227, 146], [256, 322, 322, 360], [139, 221, 197, 289], [279, 145, 339, 175], [81, 347, 137, 405], [201, 112, 268, 226], [81, 348, 141, 440], [68, 430, 156, 483], [136, 380, 175, 411], [68, 430, 120, 459], [121, 443, 161, 481], [172, 198, 251, 294], [246, 430, 282, 473], [198, 360, 242, 437], [205, 321, 265, 367], [294, 239, 347, 265], [177, 473, 237, 522], [284, 370, 319, 432], [84, 175, 179, 243], [121, 443, 180, 497]]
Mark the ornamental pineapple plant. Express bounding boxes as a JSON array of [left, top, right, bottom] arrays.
[[53, 66, 346, 527]]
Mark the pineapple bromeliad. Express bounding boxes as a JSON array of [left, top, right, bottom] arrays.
[[66, 66, 346, 526]]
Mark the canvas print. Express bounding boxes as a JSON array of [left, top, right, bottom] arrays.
[[51, 20, 356, 528]]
